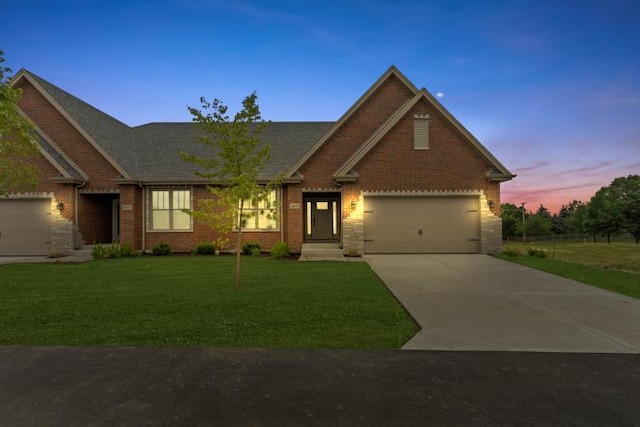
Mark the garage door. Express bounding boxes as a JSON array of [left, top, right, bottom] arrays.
[[364, 197, 479, 253], [0, 199, 52, 256]]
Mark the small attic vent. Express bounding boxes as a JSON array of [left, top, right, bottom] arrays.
[[414, 114, 429, 150]]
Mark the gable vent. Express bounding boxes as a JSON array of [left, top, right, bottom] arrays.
[[414, 114, 429, 150]]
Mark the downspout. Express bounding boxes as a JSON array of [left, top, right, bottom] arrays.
[[136, 182, 145, 251], [74, 181, 87, 249], [280, 186, 284, 243]]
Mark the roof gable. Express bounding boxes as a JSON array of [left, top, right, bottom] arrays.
[[284, 66, 419, 178], [11, 69, 133, 179], [334, 89, 514, 180]]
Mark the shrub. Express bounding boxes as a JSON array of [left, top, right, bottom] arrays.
[[242, 241, 261, 255], [526, 247, 548, 258], [196, 243, 216, 255], [91, 242, 137, 260], [152, 242, 171, 256], [270, 241, 289, 259], [119, 242, 135, 257], [502, 246, 521, 257]]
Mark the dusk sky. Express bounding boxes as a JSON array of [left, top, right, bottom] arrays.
[[2, 0, 638, 213]]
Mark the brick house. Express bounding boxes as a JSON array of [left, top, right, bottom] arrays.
[[0, 66, 514, 256]]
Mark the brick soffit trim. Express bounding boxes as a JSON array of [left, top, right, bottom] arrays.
[[10, 69, 133, 180]]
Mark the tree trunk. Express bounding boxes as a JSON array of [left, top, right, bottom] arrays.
[[235, 199, 243, 289], [235, 230, 242, 289]]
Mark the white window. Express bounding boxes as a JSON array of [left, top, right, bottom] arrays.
[[150, 189, 192, 231], [239, 189, 278, 231], [414, 114, 430, 149]]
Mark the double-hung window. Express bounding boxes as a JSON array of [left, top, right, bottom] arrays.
[[239, 189, 278, 231], [150, 189, 192, 231]]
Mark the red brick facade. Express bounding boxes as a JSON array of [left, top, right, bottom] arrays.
[[9, 67, 511, 256]]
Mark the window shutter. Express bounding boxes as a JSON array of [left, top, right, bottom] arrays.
[[414, 115, 429, 149]]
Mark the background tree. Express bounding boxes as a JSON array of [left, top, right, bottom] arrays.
[[0, 50, 39, 195], [553, 200, 586, 235], [584, 182, 625, 243], [500, 203, 520, 240], [525, 213, 552, 238], [181, 92, 272, 288], [610, 175, 640, 243]]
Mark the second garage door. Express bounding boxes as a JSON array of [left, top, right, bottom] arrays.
[[364, 197, 479, 253], [0, 199, 52, 256]]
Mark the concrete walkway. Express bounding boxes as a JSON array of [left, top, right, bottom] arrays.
[[0, 249, 92, 265], [366, 254, 640, 353]]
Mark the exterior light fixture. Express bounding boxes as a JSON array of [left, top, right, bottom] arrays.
[[350, 200, 356, 210], [56, 202, 64, 211], [488, 200, 495, 209]]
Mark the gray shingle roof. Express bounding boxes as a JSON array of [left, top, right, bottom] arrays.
[[132, 122, 333, 181], [24, 70, 333, 182]]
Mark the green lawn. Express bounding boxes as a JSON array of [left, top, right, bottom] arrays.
[[496, 241, 640, 299], [0, 256, 417, 348]]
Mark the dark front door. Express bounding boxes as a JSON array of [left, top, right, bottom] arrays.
[[304, 194, 340, 242]]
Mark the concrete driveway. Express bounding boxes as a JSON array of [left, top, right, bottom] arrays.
[[367, 254, 640, 353]]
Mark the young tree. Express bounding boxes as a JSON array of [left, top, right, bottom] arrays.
[[181, 92, 272, 288], [0, 50, 39, 195]]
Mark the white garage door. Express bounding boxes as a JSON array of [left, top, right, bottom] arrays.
[[0, 199, 52, 256], [364, 197, 479, 253]]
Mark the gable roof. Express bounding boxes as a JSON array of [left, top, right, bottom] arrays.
[[10, 67, 513, 184], [12, 70, 133, 179], [11, 70, 333, 183], [334, 89, 514, 181], [283, 66, 418, 179]]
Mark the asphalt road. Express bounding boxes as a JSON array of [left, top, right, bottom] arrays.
[[1, 346, 639, 426]]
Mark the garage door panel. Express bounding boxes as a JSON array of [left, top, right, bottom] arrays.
[[0, 199, 52, 256], [364, 197, 479, 254]]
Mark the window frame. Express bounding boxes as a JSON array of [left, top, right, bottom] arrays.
[[237, 188, 280, 232], [148, 187, 193, 232]]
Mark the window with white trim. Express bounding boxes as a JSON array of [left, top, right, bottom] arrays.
[[239, 189, 278, 230], [150, 189, 192, 230]]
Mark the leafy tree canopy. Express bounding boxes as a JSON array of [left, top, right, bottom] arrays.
[[0, 50, 39, 195], [181, 91, 274, 288]]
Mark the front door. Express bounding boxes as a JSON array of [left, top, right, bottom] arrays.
[[304, 194, 340, 242]]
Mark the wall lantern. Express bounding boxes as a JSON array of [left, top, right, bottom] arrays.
[[350, 200, 357, 210], [488, 200, 495, 209], [56, 202, 64, 211]]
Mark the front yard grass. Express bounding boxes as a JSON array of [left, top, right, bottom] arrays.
[[496, 241, 640, 299], [0, 256, 417, 348]]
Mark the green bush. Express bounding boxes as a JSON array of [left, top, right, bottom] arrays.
[[119, 242, 135, 257], [242, 241, 261, 255], [527, 247, 548, 258], [152, 242, 171, 256], [270, 241, 289, 259], [502, 246, 521, 257], [91, 242, 137, 260], [196, 243, 216, 255]]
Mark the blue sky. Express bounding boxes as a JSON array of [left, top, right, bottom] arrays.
[[2, 0, 639, 212]]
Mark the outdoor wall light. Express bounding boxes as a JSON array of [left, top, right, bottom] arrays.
[[488, 200, 495, 209], [350, 200, 357, 210], [56, 202, 64, 211]]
